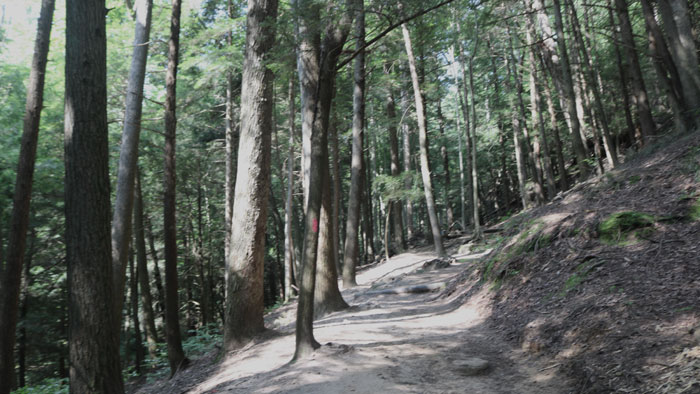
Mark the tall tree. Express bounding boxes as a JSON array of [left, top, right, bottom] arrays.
[[111, 0, 154, 327], [284, 76, 296, 301], [162, 0, 187, 375], [293, 0, 354, 359], [614, 0, 656, 144], [386, 82, 406, 252], [342, 0, 365, 287], [223, 0, 278, 350], [64, 0, 124, 391], [401, 21, 446, 257], [0, 0, 55, 390]]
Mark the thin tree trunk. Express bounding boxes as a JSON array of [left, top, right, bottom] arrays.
[[134, 170, 159, 359], [64, 0, 124, 390], [541, 65, 569, 191], [342, 0, 365, 287], [386, 85, 406, 251], [145, 215, 165, 315], [525, 3, 557, 197], [17, 228, 34, 388], [162, 0, 187, 375], [111, 0, 154, 327], [284, 76, 296, 301], [536, 0, 590, 179], [224, 0, 238, 259], [129, 250, 144, 375], [437, 101, 454, 227], [607, 1, 636, 150], [615, 0, 656, 144], [223, 0, 278, 351], [0, 0, 54, 390], [330, 103, 342, 271], [401, 93, 414, 240], [505, 51, 530, 209], [467, 56, 482, 239], [401, 22, 446, 257]]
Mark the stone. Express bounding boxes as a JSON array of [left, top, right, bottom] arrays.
[[458, 243, 472, 255], [452, 357, 490, 376]]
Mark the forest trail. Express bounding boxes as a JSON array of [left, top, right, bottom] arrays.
[[138, 246, 572, 394]]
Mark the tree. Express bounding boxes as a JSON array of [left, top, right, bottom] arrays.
[[223, 0, 278, 350], [64, 0, 124, 391], [162, 0, 188, 375], [111, 0, 154, 327], [0, 0, 55, 391], [342, 0, 365, 288], [401, 21, 446, 257]]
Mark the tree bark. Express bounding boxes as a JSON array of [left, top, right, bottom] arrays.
[[64, 0, 124, 391], [401, 22, 446, 257], [128, 249, 144, 374], [386, 85, 406, 251], [342, 0, 365, 287], [284, 76, 296, 301], [223, 0, 278, 351], [0, 0, 54, 390], [437, 101, 454, 228], [401, 93, 414, 240], [111, 0, 153, 328], [224, 0, 238, 259], [134, 170, 159, 359], [467, 55, 482, 238], [615, 0, 656, 144], [162, 0, 187, 375], [607, 1, 637, 151]]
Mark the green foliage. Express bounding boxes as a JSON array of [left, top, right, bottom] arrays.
[[13, 378, 69, 394], [373, 172, 423, 203], [560, 259, 606, 296], [598, 211, 655, 244]]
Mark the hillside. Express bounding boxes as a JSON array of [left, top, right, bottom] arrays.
[[130, 131, 700, 393]]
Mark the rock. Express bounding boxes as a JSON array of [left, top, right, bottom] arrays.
[[458, 243, 472, 255], [691, 325, 700, 345], [452, 357, 490, 376], [422, 258, 452, 270]]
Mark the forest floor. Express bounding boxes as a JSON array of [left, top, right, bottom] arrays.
[[131, 130, 700, 394], [131, 243, 573, 393]]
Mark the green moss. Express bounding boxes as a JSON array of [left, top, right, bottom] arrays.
[[559, 259, 606, 296], [628, 175, 641, 184], [599, 211, 655, 244], [689, 198, 700, 221]]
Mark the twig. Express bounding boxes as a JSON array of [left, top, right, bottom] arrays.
[[539, 363, 561, 372]]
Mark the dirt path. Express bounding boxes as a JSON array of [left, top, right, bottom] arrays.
[[142, 248, 572, 393]]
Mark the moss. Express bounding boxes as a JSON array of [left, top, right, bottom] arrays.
[[628, 175, 641, 184], [598, 211, 655, 244], [560, 259, 606, 296], [689, 198, 700, 221]]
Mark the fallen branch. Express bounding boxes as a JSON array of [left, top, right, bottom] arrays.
[[365, 282, 446, 295]]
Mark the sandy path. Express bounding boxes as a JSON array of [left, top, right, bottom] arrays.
[[142, 248, 572, 394]]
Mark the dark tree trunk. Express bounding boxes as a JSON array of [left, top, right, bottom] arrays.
[[0, 0, 54, 390], [224, 0, 238, 259], [615, 0, 656, 144], [437, 101, 455, 227], [17, 229, 34, 388], [223, 0, 278, 351], [64, 0, 124, 391], [162, 0, 187, 375], [134, 170, 159, 359], [111, 0, 153, 327], [129, 250, 144, 374], [145, 215, 165, 315]]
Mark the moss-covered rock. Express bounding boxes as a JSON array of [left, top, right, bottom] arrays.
[[598, 211, 655, 244]]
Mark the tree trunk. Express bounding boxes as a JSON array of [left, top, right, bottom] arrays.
[[467, 56, 482, 239], [607, 1, 637, 151], [145, 215, 165, 315], [64, 0, 124, 391], [525, 3, 557, 197], [111, 0, 153, 328], [129, 250, 144, 375], [330, 104, 342, 272], [536, 0, 590, 179], [615, 0, 656, 144], [505, 51, 530, 209], [162, 0, 187, 375], [224, 0, 238, 259], [134, 170, 159, 359], [342, 0, 365, 287], [401, 22, 446, 257], [0, 0, 54, 390], [223, 0, 278, 351], [401, 93, 414, 240], [17, 228, 34, 388], [293, 0, 353, 359], [386, 86, 406, 251], [541, 65, 569, 191], [284, 76, 296, 301], [657, 0, 700, 123], [437, 101, 454, 228], [640, 0, 690, 133]]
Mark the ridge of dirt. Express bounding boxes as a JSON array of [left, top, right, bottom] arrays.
[[477, 131, 700, 393], [131, 243, 574, 393]]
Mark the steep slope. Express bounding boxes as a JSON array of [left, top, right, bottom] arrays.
[[471, 130, 700, 393]]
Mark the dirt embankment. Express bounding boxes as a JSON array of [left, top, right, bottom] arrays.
[[476, 131, 700, 393]]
